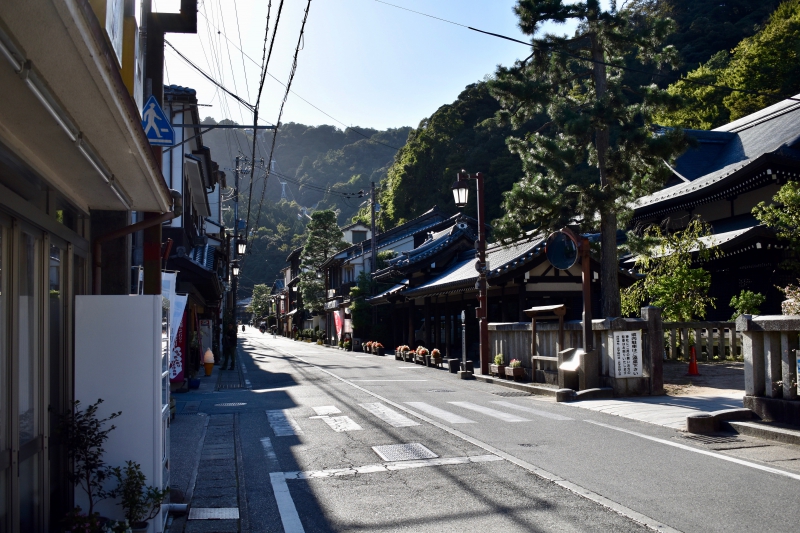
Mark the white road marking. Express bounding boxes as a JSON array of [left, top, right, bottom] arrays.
[[355, 355, 372, 358], [260, 437, 281, 471], [244, 379, 252, 389], [319, 415, 363, 432], [269, 472, 306, 533], [284, 455, 502, 479], [266, 410, 303, 437], [405, 402, 475, 424], [352, 379, 429, 382], [398, 366, 421, 369], [586, 420, 800, 482], [490, 401, 575, 421], [360, 403, 420, 427], [449, 401, 531, 422], [312, 405, 341, 416]]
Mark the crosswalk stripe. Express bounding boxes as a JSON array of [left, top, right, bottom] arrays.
[[267, 409, 303, 437], [405, 402, 475, 424], [320, 415, 362, 432], [360, 403, 420, 427], [489, 401, 575, 421], [448, 401, 530, 422], [312, 405, 341, 416]]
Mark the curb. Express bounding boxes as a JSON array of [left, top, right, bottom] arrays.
[[728, 421, 800, 446]]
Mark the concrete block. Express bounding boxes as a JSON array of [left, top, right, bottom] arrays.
[[743, 395, 800, 426], [687, 407, 756, 434], [556, 388, 576, 402], [458, 371, 474, 380]]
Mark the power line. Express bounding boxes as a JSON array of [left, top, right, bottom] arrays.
[[195, 9, 403, 151], [250, 0, 314, 248], [371, 0, 800, 104]]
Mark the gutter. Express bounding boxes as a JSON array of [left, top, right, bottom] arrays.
[[92, 190, 182, 294]]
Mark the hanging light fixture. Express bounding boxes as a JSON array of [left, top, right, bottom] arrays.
[[232, 261, 240, 277], [237, 236, 247, 256], [451, 171, 470, 208]]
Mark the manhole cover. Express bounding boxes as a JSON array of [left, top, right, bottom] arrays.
[[188, 507, 240, 520], [372, 443, 438, 462], [679, 434, 743, 445], [492, 391, 532, 397], [214, 403, 247, 407], [427, 389, 455, 393]]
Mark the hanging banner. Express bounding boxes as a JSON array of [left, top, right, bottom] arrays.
[[170, 294, 188, 350], [334, 310, 343, 337], [170, 312, 187, 383]]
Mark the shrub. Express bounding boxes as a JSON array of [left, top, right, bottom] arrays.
[[509, 359, 522, 368], [729, 290, 766, 320], [416, 347, 429, 356], [494, 354, 504, 366]]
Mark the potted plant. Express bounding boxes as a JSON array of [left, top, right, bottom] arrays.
[[374, 342, 385, 356], [364, 341, 373, 354], [415, 346, 429, 365], [490, 353, 506, 377], [343, 340, 352, 351], [429, 348, 442, 367], [338, 340, 343, 349], [505, 359, 525, 381], [111, 460, 170, 532]]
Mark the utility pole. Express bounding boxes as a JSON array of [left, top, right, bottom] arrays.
[[370, 181, 378, 326], [232, 156, 240, 330]]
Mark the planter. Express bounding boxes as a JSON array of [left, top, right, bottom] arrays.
[[490, 364, 506, 378], [395, 351, 403, 361], [424, 354, 431, 367], [415, 354, 426, 365], [376, 348, 385, 356], [505, 366, 525, 381], [188, 378, 201, 389], [404, 352, 414, 362], [430, 356, 442, 368]]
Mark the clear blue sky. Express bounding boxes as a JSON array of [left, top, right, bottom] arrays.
[[160, 0, 583, 131]]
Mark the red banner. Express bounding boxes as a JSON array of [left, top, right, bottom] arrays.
[[170, 312, 186, 383], [334, 310, 343, 338]]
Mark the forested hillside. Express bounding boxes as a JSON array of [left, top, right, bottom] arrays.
[[199, 121, 411, 297]]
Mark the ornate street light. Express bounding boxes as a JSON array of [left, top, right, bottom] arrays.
[[451, 172, 470, 207], [450, 169, 490, 375], [232, 261, 240, 277], [237, 236, 247, 256]]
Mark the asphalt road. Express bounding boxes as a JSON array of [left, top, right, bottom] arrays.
[[200, 331, 800, 533]]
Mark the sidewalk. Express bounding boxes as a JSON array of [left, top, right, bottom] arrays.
[[168, 355, 245, 533]]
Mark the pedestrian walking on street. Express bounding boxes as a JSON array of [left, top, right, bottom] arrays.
[[222, 323, 237, 370]]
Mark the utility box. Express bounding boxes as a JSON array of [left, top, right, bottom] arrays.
[[75, 295, 170, 533]]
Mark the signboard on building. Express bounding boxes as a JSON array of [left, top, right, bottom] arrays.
[[613, 330, 643, 378]]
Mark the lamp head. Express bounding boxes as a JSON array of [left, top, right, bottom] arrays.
[[451, 170, 469, 208]]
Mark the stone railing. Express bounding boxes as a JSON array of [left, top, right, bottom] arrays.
[[736, 315, 799, 424], [488, 306, 663, 396], [664, 321, 740, 361]]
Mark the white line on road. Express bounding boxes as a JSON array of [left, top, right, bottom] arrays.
[[266, 410, 303, 437], [405, 402, 475, 424], [260, 437, 281, 471], [312, 405, 341, 416], [586, 420, 800, 482], [355, 355, 372, 358], [360, 402, 420, 427], [284, 455, 502, 479], [398, 366, 421, 369], [258, 340, 683, 533], [490, 401, 575, 421], [269, 472, 306, 533], [351, 379, 429, 382], [319, 415, 363, 432], [449, 401, 531, 422]]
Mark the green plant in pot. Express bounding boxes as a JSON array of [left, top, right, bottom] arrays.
[[111, 460, 169, 531]]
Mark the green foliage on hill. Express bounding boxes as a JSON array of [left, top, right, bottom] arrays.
[[657, 0, 800, 129]]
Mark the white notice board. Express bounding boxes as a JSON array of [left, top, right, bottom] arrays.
[[613, 330, 643, 378]]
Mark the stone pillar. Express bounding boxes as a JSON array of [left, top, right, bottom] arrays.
[[642, 306, 664, 394], [445, 304, 452, 358]]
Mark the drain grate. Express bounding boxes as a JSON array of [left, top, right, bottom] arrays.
[[214, 403, 247, 407], [518, 443, 537, 448], [679, 434, 743, 445], [492, 391, 532, 397], [427, 389, 455, 393], [217, 382, 243, 390], [372, 443, 438, 462], [188, 508, 240, 520]]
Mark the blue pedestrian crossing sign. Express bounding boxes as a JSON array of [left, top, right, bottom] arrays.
[[141, 95, 175, 146]]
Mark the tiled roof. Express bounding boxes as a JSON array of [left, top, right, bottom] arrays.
[[386, 223, 476, 270], [190, 245, 216, 271], [636, 92, 800, 211]]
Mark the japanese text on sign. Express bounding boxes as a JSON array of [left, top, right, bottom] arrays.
[[613, 330, 642, 378]]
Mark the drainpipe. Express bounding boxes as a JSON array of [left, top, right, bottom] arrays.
[[92, 190, 182, 295]]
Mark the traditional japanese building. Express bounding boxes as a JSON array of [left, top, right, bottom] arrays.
[[633, 93, 800, 319]]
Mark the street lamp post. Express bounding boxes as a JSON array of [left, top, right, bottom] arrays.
[[451, 170, 489, 376]]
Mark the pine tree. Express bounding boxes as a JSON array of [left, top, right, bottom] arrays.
[[490, 0, 688, 317], [298, 210, 347, 312]]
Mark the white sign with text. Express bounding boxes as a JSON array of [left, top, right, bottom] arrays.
[[613, 330, 643, 378]]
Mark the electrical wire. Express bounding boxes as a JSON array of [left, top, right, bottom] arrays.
[[371, 0, 800, 104], [195, 9, 403, 151]]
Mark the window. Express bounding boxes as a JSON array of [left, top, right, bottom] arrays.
[[351, 230, 367, 243]]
